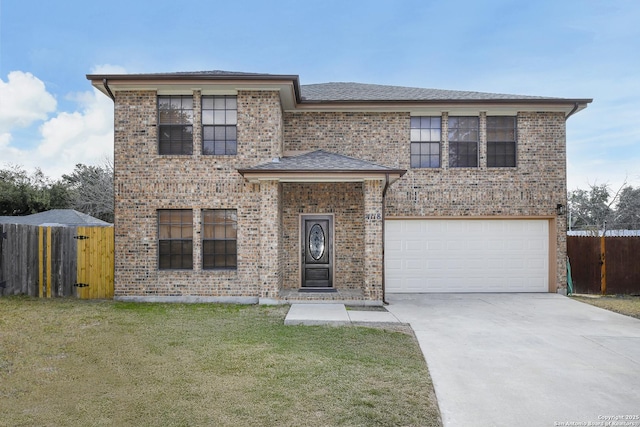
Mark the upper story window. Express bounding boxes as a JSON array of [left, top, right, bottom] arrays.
[[202, 95, 237, 155], [487, 116, 516, 167], [448, 116, 478, 168], [158, 209, 193, 270], [158, 96, 193, 155], [410, 116, 441, 168], [202, 209, 237, 269]]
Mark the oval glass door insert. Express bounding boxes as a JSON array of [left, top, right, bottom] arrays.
[[309, 223, 325, 260]]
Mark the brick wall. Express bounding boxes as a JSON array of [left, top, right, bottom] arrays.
[[284, 111, 568, 289], [284, 112, 408, 168], [113, 90, 283, 297], [115, 90, 568, 298]]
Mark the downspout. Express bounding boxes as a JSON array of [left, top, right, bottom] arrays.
[[565, 102, 579, 121], [103, 79, 115, 101], [381, 173, 390, 305]]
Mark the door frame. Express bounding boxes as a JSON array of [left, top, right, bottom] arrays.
[[299, 213, 335, 289]]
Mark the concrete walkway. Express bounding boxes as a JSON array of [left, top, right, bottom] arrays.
[[284, 303, 401, 326], [385, 293, 640, 427]]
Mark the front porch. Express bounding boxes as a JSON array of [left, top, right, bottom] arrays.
[[238, 150, 405, 304]]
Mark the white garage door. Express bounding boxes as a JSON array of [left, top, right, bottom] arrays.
[[385, 219, 549, 293]]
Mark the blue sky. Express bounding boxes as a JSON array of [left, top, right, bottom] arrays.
[[1, 0, 639, 192]]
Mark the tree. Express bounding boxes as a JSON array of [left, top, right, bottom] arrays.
[[0, 165, 68, 215], [62, 159, 114, 223], [613, 186, 640, 230], [567, 181, 640, 233], [568, 183, 614, 232]]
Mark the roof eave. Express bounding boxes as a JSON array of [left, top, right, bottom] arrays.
[[298, 98, 593, 105], [291, 98, 592, 116], [237, 169, 406, 184], [87, 72, 303, 103]]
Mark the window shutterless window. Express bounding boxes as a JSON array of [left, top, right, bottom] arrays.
[[158, 209, 193, 270], [202, 95, 237, 155], [158, 96, 193, 155], [202, 209, 237, 269], [487, 116, 516, 167], [448, 116, 479, 168], [410, 116, 441, 168]]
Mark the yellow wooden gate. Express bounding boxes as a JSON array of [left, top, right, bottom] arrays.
[[76, 226, 114, 299]]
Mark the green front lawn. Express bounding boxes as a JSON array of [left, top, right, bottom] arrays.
[[0, 298, 441, 426]]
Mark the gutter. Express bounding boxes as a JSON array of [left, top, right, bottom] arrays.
[[103, 79, 115, 101], [565, 102, 580, 121], [381, 173, 390, 305]]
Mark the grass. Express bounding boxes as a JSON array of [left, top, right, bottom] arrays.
[[571, 294, 640, 319], [0, 297, 441, 427]]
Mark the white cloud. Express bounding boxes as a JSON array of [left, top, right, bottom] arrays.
[[36, 88, 114, 176], [0, 71, 57, 132], [1, 67, 120, 179]]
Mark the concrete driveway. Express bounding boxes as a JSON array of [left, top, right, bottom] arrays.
[[385, 293, 640, 427]]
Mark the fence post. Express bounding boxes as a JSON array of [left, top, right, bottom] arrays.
[[600, 234, 606, 295], [38, 227, 44, 298]]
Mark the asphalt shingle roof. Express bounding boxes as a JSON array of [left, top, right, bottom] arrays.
[[239, 150, 403, 172], [0, 209, 111, 226], [300, 82, 555, 102], [88, 70, 590, 104]]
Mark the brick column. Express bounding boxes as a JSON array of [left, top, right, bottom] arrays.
[[441, 112, 449, 169], [363, 179, 384, 301], [259, 180, 282, 303], [479, 112, 487, 169]]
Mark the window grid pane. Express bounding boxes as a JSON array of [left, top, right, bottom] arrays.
[[202, 209, 238, 269], [487, 116, 516, 167], [158, 96, 193, 155], [448, 116, 478, 168], [410, 116, 441, 168], [158, 209, 193, 269], [202, 96, 238, 155]]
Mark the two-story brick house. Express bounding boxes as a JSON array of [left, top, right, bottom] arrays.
[[87, 71, 590, 304]]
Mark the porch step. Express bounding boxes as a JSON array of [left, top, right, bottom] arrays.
[[279, 288, 378, 305]]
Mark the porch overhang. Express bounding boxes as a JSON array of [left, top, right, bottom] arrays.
[[237, 150, 406, 184], [238, 170, 405, 183]]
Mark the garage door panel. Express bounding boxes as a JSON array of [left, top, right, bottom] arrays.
[[385, 219, 549, 293]]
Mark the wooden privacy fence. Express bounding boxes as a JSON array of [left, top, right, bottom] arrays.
[[0, 224, 114, 299], [567, 235, 640, 295]]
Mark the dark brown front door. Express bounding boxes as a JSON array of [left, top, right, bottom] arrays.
[[301, 215, 333, 288]]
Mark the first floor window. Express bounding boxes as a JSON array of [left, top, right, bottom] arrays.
[[158, 209, 193, 269], [487, 116, 517, 167], [410, 116, 441, 168], [202, 209, 237, 269], [158, 95, 194, 155], [448, 116, 479, 168]]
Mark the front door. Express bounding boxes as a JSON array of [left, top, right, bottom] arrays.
[[301, 215, 333, 288]]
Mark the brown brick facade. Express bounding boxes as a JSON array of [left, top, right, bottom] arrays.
[[112, 87, 568, 302], [285, 110, 568, 289]]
